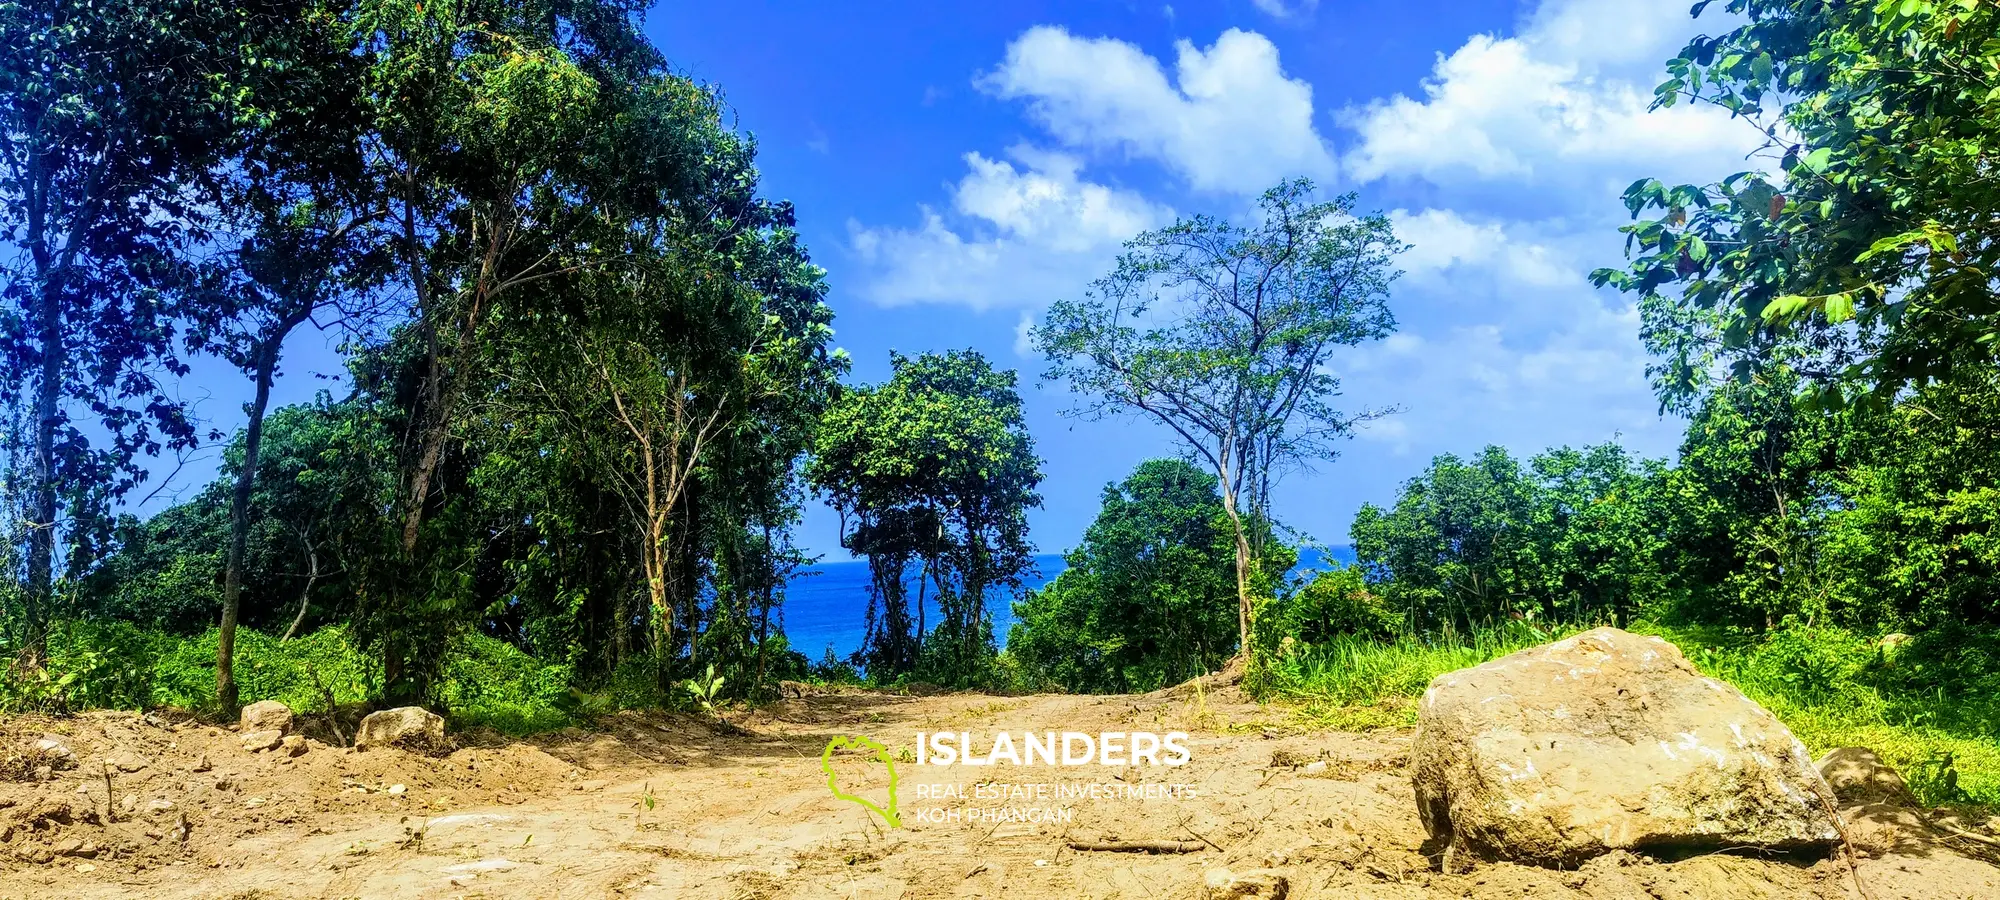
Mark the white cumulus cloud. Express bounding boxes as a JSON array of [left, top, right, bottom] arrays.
[[1250, 0, 1320, 20], [981, 26, 1335, 194], [846, 147, 1171, 310], [1340, 0, 1763, 194]]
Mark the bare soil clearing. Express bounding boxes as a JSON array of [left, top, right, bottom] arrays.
[[3, 685, 1997, 899]]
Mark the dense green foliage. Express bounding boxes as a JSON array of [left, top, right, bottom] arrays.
[[2, 621, 573, 735], [1344, 364, 2000, 636], [2, 0, 848, 714], [809, 350, 1042, 685], [1351, 443, 1668, 632], [1593, 0, 2000, 403], [1009, 459, 1291, 693]]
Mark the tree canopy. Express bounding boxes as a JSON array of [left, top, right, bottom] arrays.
[[1594, 0, 2000, 405], [808, 350, 1042, 683], [1034, 179, 1403, 660]]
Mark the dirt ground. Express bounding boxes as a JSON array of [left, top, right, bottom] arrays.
[[3, 683, 1999, 899]]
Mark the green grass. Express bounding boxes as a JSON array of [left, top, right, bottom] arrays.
[[1256, 621, 2000, 808], [5, 620, 579, 736]]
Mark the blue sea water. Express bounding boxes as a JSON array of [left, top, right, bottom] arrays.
[[780, 545, 1357, 661]]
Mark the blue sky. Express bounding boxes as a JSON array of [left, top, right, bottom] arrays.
[[141, 0, 1769, 558]]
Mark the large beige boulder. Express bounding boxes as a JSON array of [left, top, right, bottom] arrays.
[[356, 706, 447, 753], [239, 700, 294, 735], [1413, 627, 1841, 868]]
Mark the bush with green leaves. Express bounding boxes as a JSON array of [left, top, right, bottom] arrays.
[[5, 621, 584, 735], [1009, 459, 1290, 693], [1259, 565, 1397, 651], [438, 632, 577, 734]]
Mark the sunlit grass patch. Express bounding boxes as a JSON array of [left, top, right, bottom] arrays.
[[1255, 621, 2000, 808]]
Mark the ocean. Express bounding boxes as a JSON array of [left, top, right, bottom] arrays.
[[779, 545, 1356, 661]]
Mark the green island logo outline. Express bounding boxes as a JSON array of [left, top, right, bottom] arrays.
[[821, 734, 901, 828]]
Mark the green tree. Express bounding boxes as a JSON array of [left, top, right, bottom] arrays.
[[809, 351, 1043, 683], [1010, 459, 1288, 693], [1034, 179, 1403, 661], [1528, 444, 1669, 627], [1820, 368, 2000, 629], [1593, 1, 2000, 404], [80, 396, 395, 640], [192, 3, 390, 709], [0, 0, 260, 658], [1352, 443, 1667, 632], [1664, 365, 1843, 628], [1352, 447, 1542, 632]]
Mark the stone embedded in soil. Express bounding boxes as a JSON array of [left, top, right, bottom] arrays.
[[281, 734, 308, 757], [51, 836, 97, 858], [1816, 747, 1918, 807], [102, 750, 148, 772], [1412, 626, 1842, 868], [241, 730, 284, 753], [1203, 867, 1289, 899], [355, 706, 446, 752], [239, 700, 294, 735]]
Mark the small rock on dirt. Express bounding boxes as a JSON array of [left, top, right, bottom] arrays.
[[191, 754, 212, 772], [241, 729, 284, 752], [1413, 627, 1841, 867], [280, 734, 308, 757], [356, 706, 447, 753], [1816, 747, 1917, 807], [1203, 867, 1289, 899], [31, 737, 74, 766], [102, 750, 148, 772], [239, 700, 294, 735]]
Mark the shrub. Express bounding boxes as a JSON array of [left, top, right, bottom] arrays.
[[1262, 566, 1398, 649], [151, 625, 377, 714], [438, 632, 577, 734]]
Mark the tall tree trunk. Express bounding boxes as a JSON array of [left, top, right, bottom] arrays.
[[21, 156, 60, 666], [1216, 475, 1254, 663], [754, 520, 774, 694], [218, 345, 277, 711], [913, 556, 928, 656], [25, 257, 61, 667]]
